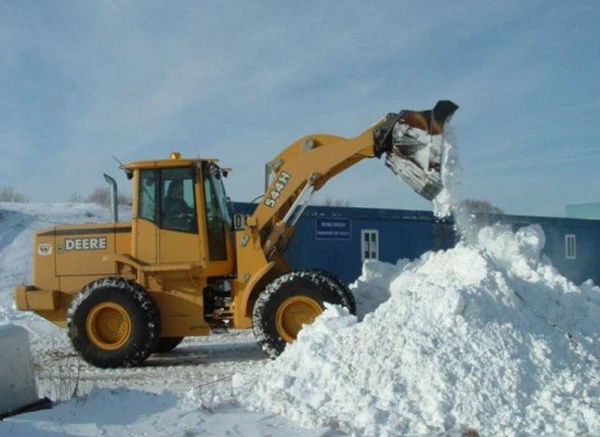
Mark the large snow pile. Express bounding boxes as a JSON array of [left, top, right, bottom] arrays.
[[349, 258, 409, 320], [234, 223, 600, 436]]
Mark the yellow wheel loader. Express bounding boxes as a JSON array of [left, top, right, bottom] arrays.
[[15, 101, 458, 368]]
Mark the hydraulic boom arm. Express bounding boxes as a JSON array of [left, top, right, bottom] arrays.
[[250, 100, 459, 255], [232, 100, 458, 329]]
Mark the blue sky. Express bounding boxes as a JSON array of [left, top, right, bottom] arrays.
[[2, 1, 599, 217]]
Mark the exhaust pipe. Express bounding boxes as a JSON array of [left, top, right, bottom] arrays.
[[103, 173, 118, 223], [376, 100, 459, 201]]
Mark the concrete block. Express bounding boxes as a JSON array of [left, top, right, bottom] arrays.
[[0, 324, 38, 415]]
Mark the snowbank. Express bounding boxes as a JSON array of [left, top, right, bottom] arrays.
[[0, 202, 119, 321], [349, 258, 409, 320], [234, 224, 600, 436]]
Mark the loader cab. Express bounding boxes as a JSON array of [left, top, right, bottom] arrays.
[[128, 155, 235, 278]]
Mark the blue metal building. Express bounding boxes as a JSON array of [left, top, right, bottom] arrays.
[[233, 203, 600, 286]]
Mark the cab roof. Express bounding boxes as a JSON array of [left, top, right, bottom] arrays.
[[124, 152, 219, 170]]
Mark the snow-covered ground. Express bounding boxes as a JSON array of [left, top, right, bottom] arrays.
[[1, 201, 599, 436], [0, 203, 331, 436]]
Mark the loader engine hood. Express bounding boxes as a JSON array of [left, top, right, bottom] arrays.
[[32, 223, 132, 291], [376, 100, 459, 201]]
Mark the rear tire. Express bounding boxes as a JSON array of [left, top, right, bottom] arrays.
[[67, 277, 161, 368], [154, 337, 184, 353], [252, 271, 352, 358]]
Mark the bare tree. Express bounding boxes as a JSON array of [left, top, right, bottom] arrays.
[[0, 187, 28, 202], [70, 187, 132, 208], [319, 196, 352, 208], [69, 191, 84, 203], [87, 187, 112, 207]]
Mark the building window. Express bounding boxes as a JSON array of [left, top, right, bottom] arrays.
[[565, 234, 576, 260], [361, 229, 379, 261]]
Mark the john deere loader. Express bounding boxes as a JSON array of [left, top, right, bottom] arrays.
[[15, 101, 458, 367]]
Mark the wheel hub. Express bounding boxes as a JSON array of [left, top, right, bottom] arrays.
[[86, 302, 132, 350], [275, 296, 322, 343]]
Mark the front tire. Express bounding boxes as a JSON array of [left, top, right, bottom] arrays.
[[67, 277, 161, 368], [309, 269, 356, 315], [252, 271, 352, 358]]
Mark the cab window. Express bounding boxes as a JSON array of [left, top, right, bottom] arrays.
[[139, 169, 157, 224], [160, 167, 198, 233]]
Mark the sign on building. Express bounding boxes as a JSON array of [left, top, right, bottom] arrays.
[[315, 218, 351, 241]]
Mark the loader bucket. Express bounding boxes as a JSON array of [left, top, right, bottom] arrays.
[[382, 100, 459, 201]]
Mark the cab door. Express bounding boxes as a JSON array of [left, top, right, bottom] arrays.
[[199, 162, 235, 277], [158, 167, 201, 264]]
